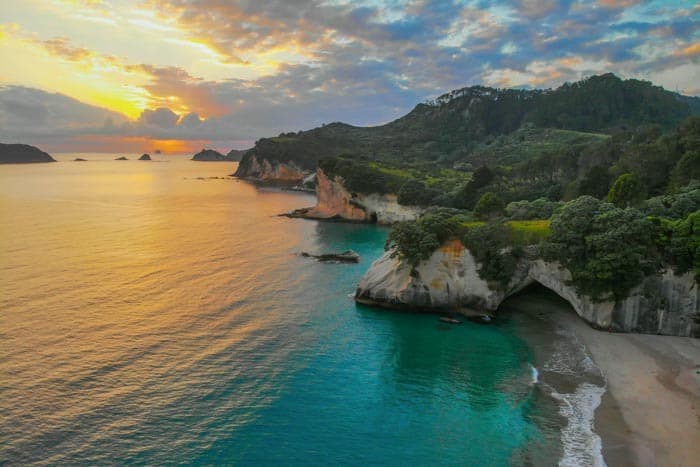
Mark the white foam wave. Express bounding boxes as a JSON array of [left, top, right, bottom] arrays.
[[529, 363, 539, 385], [552, 382, 607, 467]]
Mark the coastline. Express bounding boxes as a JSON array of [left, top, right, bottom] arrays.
[[550, 308, 700, 467], [505, 290, 700, 466]]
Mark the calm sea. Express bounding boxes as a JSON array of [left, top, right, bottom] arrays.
[[0, 154, 604, 465]]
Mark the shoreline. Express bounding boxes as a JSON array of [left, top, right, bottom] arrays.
[[505, 291, 700, 466], [551, 309, 700, 467]]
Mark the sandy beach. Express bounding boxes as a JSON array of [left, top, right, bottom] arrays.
[[548, 305, 700, 467]]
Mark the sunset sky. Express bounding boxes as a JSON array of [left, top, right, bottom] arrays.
[[0, 0, 698, 153]]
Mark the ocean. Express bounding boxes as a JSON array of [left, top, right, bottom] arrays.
[[0, 154, 605, 465]]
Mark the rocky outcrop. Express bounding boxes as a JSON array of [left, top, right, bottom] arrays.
[[355, 240, 699, 337], [293, 168, 423, 224], [301, 250, 360, 263], [115, 156, 128, 160], [233, 152, 309, 183], [192, 149, 226, 161], [139, 153, 152, 161], [0, 143, 55, 163]]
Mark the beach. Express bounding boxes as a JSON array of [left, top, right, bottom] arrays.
[[553, 309, 700, 467], [506, 289, 700, 467]]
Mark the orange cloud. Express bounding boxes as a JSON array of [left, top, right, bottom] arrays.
[[42, 135, 212, 154], [597, 0, 640, 8], [676, 43, 700, 57]]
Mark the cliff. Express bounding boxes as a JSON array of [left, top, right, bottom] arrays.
[[225, 149, 248, 162], [0, 143, 55, 163], [233, 150, 309, 183], [292, 167, 423, 223], [355, 240, 699, 337]]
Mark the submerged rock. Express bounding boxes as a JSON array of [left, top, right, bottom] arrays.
[[138, 153, 152, 161], [301, 250, 360, 263], [0, 143, 55, 164], [74, 158, 87, 162]]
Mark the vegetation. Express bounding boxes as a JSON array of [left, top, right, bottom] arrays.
[[463, 224, 523, 287], [542, 197, 659, 301], [607, 173, 646, 207], [239, 74, 699, 183], [474, 192, 505, 219], [244, 73, 700, 301]]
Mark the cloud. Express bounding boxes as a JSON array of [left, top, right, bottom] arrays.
[[1, 0, 699, 153], [677, 43, 700, 57], [137, 107, 179, 127]]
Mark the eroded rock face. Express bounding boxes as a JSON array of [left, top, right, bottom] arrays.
[[233, 152, 309, 183], [303, 168, 423, 223], [356, 241, 700, 337]]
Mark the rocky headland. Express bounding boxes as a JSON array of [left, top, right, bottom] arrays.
[[356, 239, 699, 337], [284, 167, 423, 224], [234, 150, 310, 183], [0, 143, 55, 164]]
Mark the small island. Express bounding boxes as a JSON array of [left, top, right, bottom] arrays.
[[192, 148, 249, 161], [115, 156, 128, 160], [0, 143, 55, 164], [139, 154, 152, 161], [192, 149, 227, 161]]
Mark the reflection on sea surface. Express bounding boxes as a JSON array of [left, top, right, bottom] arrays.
[[2, 154, 562, 465]]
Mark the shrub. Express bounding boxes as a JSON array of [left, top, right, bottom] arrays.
[[463, 223, 523, 287], [607, 173, 647, 207], [505, 198, 563, 220], [474, 192, 505, 219]]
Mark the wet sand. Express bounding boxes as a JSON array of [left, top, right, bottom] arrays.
[[551, 309, 700, 467], [506, 289, 700, 467]]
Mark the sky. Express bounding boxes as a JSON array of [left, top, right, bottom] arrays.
[[0, 0, 698, 154]]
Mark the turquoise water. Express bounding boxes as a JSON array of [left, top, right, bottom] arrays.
[[1, 154, 563, 465]]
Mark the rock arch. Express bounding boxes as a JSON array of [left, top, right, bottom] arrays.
[[356, 244, 699, 337]]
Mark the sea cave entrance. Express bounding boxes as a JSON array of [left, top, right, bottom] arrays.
[[497, 282, 580, 323]]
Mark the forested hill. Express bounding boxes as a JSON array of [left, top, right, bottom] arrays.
[[236, 73, 700, 174]]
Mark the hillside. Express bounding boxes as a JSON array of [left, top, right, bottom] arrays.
[[0, 143, 56, 163], [235, 73, 699, 180]]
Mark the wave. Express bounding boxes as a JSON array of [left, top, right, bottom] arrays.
[[529, 363, 539, 385], [551, 383, 606, 467], [542, 326, 607, 466]]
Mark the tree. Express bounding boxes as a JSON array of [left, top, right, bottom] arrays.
[[578, 165, 612, 199], [544, 196, 659, 300], [463, 223, 522, 286], [474, 192, 505, 219], [671, 151, 700, 189], [607, 173, 646, 207], [397, 179, 438, 206]]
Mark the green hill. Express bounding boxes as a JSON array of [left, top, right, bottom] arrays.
[[235, 73, 699, 180]]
